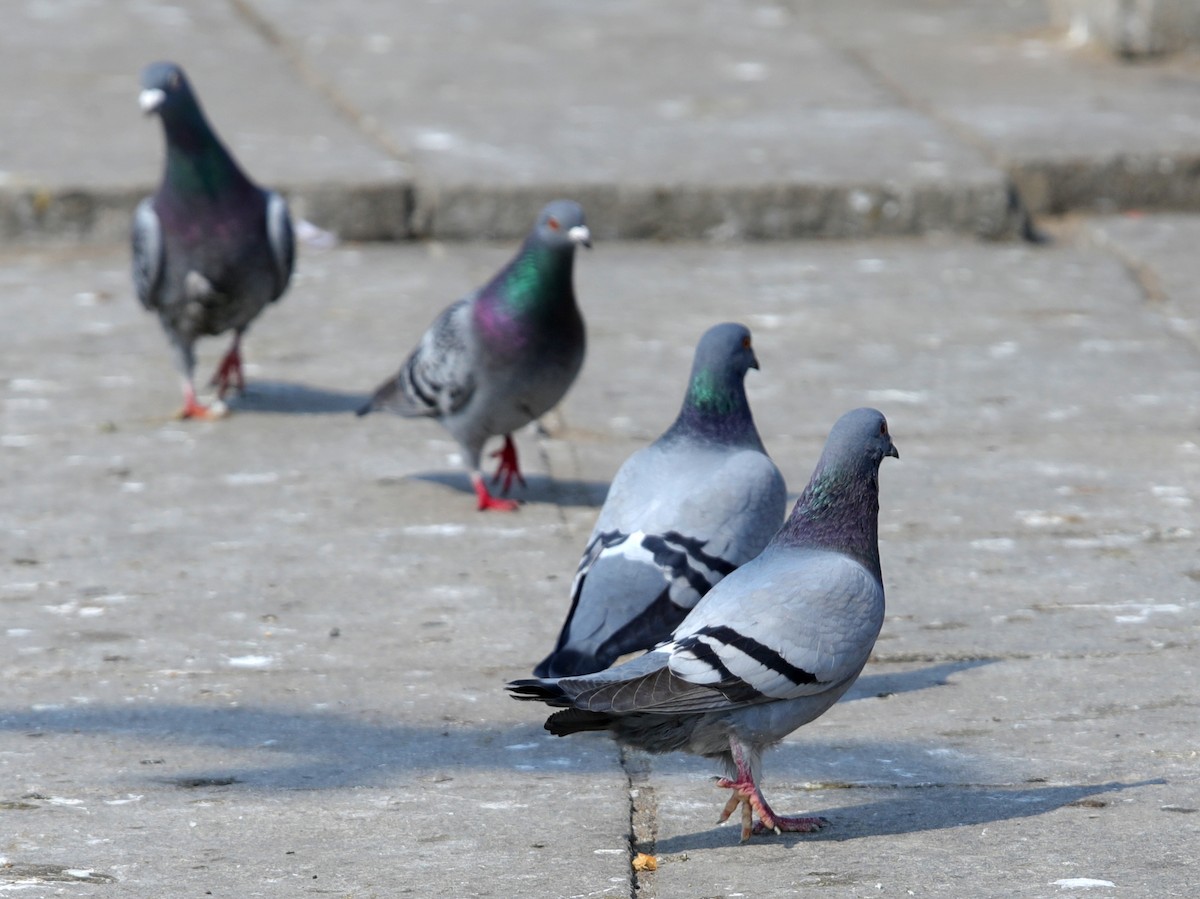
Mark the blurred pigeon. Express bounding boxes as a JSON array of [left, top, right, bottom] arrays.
[[511, 407, 898, 842], [358, 200, 590, 511], [535, 322, 786, 678], [132, 61, 294, 419]]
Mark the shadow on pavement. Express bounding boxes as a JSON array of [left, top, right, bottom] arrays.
[[228, 380, 370, 414], [848, 658, 999, 701], [652, 778, 1165, 853], [0, 705, 617, 790], [411, 471, 609, 509]]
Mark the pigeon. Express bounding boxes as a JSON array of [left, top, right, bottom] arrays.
[[358, 200, 590, 511], [132, 61, 294, 420], [511, 407, 898, 842], [534, 322, 786, 678]]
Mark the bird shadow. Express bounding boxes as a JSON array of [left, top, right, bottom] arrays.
[[410, 471, 609, 509], [847, 658, 999, 701], [0, 704, 614, 792], [651, 776, 1165, 854], [227, 380, 369, 415]]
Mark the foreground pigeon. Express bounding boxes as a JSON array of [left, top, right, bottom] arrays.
[[132, 61, 294, 419], [534, 323, 786, 678], [511, 407, 898, 842], [358, 200, 590, 511]]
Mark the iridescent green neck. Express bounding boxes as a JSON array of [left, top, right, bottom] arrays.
[[664, 368, 760, 447], [159, 103, 253, 203], [496, 241, 573, 316]]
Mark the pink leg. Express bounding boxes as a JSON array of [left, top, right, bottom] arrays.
[[489, 435, 527, 495], [210, 333, 246, 399], [716, 738, 828, 842], [471, 472, 520, 512]]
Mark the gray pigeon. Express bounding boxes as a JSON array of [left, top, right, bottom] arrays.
[[132, 61, 294, 419], [511, 407, 898, 842], [358, 200, 590, 511], [534, 322, 786, 678]]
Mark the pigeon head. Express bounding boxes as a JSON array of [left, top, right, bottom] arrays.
[[819, 407, 900, 472], [535, 200, 592, 250], [665, 322, 765, 446], [138, 61, 200, 120], [138, 61, 254, 200], [779, 407, 898, 572]]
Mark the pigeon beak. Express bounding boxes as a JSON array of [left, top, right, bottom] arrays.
[[139, 88, 166, 115], [567, 224, 592, 249], [887, 442, 900, 460], [749, 350, 760, 370]]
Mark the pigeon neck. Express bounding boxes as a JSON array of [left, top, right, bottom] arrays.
[[665, 369, 761, 448], [492, 239, 575, 318], [779, 458, 882, 579], [158, 105, 256, 204]]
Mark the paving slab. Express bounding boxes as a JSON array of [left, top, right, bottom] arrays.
[[807, 0, 1200, 216], [6, 1, 1200, 241], [0, 0, 407, 242], [2, 229, 1200, 895], [239, 0, 1015, 240]]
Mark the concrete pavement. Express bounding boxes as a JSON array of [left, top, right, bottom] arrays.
[[2, 221, 1199, 895], [3, 1, 1200, 896], [5, 0, 1200, 241]]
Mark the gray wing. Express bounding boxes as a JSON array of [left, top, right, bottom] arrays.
[[554, 549, 884, 718], [363, 298, 477, 418], [535, 447, 785, 677], [265, 190, 294, 300], [131, 198, 163, 311], [666, 549, 885, 702]]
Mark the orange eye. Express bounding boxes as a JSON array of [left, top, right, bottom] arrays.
[[546, 216, 560, 231], [880, 422, 888, 435], [742, 336, 751, 349]]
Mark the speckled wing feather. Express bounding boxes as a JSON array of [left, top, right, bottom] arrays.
[[365, 298, 477, 418]]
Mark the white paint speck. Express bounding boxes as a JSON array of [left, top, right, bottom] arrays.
[[6, 628, 32, 637], [226, 655, 275, 669], [1, 435, 35, 448], [1053, 878, 1115, 890], [505, 743, 539, 751], [865, 389, 928, 405], [223, 472, 280, 486], [731, 61, 767, 82], [9, 379, 58, 393], [103, 795, 143, 806], [1017, 510, 1068, 528], [971, 537, 1015, 552], [849, 191, 874, 215], [415, 130, 458, 151], [855, 256, 886, 273], [402, 524, 467, 537]]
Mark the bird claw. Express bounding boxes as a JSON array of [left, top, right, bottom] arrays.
[[472, 474, 520, 512], [210, 341, 246, 399], [489, 435, 527, 495], [176, 396, 228, 421], [716, 775, 827, 842]]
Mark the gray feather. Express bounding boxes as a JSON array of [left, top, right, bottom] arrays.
[[535, 323, 785, 677]]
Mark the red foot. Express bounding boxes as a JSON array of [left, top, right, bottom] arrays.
[[489, 435, 527, 495], [472, 474, 520, 512], [716, 737, 828, 842], [176, 387, 227, 421], [210, 337, 246, 399]]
